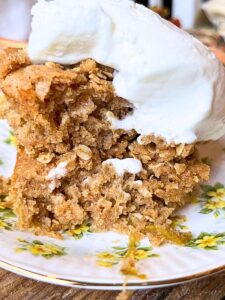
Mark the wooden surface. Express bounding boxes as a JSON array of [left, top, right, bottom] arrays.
[[0, 269, 225, 300]]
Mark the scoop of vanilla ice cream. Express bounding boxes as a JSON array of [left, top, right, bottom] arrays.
[[28, 0, 225, 144]]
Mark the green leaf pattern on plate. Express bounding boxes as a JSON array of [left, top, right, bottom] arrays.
[[198, 183, 225, 218], [187, 232, 225, 250]]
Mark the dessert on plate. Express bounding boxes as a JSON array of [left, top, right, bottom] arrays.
[[0, 0, 225, 245]]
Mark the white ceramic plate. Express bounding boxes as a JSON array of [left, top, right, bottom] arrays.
[[0, 119, 225, 290]]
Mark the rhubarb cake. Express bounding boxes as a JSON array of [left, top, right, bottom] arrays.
[[0, 0, 225, 245]]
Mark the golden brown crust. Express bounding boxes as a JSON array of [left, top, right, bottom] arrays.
[[0, 48, 31, 80]]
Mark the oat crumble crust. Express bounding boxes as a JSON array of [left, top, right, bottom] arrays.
[[0, 49, 210, 245]]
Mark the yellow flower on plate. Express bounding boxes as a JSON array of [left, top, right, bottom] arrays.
[[97, 242, 159, 269], [66, 224, 91, 239], [214, 200, 225, 209], [10, 135, 17, 146], [200, 184, 225, 218], [4, 132, 17, 146], [97, 261, 115, 268], [187, 232, 225, 250], [27, 244, 62, 256], [16, 239, 66, 258], [0, 219, 11, 230], [97, 252, 120, 268], [196, 236, 222, 249], [205, 200, 225, 210], [207, 188, 225, 200], [72, 225, 90, 235], [27, 244, 49, 255], [134, 249, 150, 260], [97, 252, 120, 261]]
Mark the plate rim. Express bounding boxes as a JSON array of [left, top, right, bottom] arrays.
[[0, 259, 224, 290]]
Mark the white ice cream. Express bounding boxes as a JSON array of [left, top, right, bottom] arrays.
[[47, 161, 68, 180], [103, 158, 143, 176], [28, 0, 225, 144], [47, 161, 68, 192]]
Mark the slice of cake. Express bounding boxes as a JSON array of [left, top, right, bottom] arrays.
[[1, 0, 225, 245], [0, 49, 210, 244]]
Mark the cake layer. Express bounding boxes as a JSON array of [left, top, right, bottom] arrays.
[[9, 141, 209, 245]]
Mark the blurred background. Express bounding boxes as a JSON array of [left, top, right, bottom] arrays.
[[0, 0, 224, 63]]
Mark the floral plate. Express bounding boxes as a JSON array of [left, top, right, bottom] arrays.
[[0, 119, 225, 290]]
